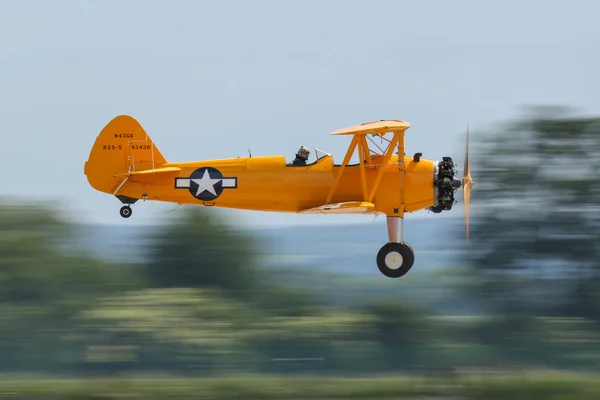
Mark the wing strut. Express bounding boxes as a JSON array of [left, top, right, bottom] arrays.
[[366, 131, 402, 202], [358, 136, 368, 200], [325, 135, 359, 204]]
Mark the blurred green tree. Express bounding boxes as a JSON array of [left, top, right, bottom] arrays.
[[0, 199, 133, 304], [144, 208, 272, 302], [143, 208, 324, 316], [361, 301, 431, 370], [461, 106, 600, 321], [0, 199, 135, 372]]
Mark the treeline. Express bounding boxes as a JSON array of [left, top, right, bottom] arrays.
[[0, 203, 453, 375], [1, 105, 600, 379]]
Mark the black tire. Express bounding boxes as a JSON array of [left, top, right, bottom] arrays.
[[119, 205, 132, 218], [376, 242, 415, 278]]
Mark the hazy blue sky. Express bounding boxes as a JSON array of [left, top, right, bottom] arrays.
[[1, 0, 598, 228]]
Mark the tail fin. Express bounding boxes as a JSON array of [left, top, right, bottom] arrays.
[[84, 115, 168, 195]]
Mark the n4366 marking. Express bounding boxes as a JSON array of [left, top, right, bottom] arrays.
[[114, 133, 134, 139]]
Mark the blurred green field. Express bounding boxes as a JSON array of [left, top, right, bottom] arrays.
[[2, 373, 600, 399]]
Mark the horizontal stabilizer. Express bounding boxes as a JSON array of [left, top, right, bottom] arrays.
[[299, 201, 376, 214], [113, 166, 181, 177]]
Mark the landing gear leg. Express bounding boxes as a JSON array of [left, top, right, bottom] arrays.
[[119, 205, 132, 218], [376, 216, 415, 278]]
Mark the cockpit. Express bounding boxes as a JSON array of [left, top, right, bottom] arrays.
[[287, 147, 332, 167]]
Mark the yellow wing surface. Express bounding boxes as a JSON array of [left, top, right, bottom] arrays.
[[299, 201, 376, 214], [330, 119, 411, 136]]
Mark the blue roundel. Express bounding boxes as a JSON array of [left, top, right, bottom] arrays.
[[174, 167, 238, 201]]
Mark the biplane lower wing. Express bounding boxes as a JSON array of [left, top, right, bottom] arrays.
[[298, 201, 376, 214]]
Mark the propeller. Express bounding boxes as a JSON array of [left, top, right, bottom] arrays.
[[462, 125, 473, 243]]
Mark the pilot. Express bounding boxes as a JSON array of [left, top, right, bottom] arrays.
[[290, 146, 310, 166]]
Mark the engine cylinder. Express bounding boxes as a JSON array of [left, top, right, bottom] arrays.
[[430, 157, 461, 213]]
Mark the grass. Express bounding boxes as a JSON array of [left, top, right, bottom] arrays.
[[1, 371, 600, 399]]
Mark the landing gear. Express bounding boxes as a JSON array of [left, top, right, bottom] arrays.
[[115, 195, 138, 219], [376, 216, 415, 278], [119, 205, 132, 218], [377, 242, 414, 278]]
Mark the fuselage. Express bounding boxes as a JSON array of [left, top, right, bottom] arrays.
[[113, 153, 437, 216]]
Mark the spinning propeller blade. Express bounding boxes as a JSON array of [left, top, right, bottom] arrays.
[[462, 125, 473, 243]]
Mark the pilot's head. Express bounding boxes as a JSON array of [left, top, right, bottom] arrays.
[[297, 146, 310, 160]]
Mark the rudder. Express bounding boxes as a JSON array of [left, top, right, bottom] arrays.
[[84, 115, 167, 195]]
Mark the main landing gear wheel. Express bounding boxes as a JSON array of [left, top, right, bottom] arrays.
[[376, 242, 415, 278], [119, 205, 132, 218]]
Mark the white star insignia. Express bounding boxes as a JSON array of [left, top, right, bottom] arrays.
[[191, 169, 221, 197], [174, 168, 237, 199]]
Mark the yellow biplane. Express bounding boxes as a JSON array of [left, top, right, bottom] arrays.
[[84, 115, 473, 278]]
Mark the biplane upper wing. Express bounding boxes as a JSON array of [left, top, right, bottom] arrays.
[[298, 201, 376, 214], [331, 120, 411, 136]]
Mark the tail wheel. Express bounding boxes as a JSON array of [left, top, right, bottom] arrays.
[[119, 205, 132, 218], [376, 242, 414, 278]]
